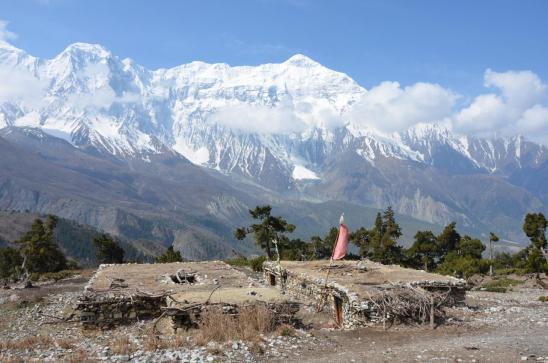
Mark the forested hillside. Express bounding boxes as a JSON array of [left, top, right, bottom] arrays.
[[0, 211, 154, 266]]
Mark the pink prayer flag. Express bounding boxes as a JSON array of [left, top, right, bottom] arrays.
[[332, 223, 350, 260]]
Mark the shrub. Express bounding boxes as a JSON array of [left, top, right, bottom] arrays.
[[39, 270, 78, 282], [65, 259, 81, 270], [249, 256, 267, 272], [524, 249, 548, 274], [482, 286, 507, 293], [436, 252, 489, 278], [29, 272, 40, 282], [225, 256, 249, 268], [156, 246, 183, 263], [539, 296, 548, 302], [484, 278, 524, 289], [225, 255, 267, 272], [481, 278, 524, 293]]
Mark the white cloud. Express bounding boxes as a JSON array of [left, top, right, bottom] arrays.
[[68, 86, 117, 109], [0, 69, 46, 107], [0, 20, 16, 42], [517, 105, 548, 144], [454, 69, 548, 143], [67, 63, 139, 110], [484, 69, 546, 109], [208, 70, 548, 144], [453, 93, 510, 136], [67, 86, 139, 110], [209, 98, 345, 135], [209, 101, 307, 134], [348, 81, 458, 133]]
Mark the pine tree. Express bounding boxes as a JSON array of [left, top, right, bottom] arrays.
[[522, 213, 548, 272], [0, 247, 23, 283], [308, 228, 336, 260], [234, 205, 295, 259], [156, 245, 183, 263], [279, 237, 308, 260], [458, 236, 485, 259], [437, 222, 461, 261], [17, 215, 67, 274], [93, 234, 124, 264], [407, 231, 438, 271], [436, 235, 487, 278], [350, 227, 371, 258], [374, 212, 384, 239], [370, 207, 404, 264]]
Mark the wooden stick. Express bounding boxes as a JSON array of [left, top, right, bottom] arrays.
[[429, 295, 435, 329], [315, 226, 340, 312]]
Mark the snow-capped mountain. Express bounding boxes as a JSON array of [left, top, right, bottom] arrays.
[[0, 40, 546, 241]]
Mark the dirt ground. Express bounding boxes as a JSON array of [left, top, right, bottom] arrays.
[[261, 288, 548, 363], [0, 271, 546, 362]]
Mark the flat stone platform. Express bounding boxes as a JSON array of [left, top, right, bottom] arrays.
[[269, 260, 465, 290], [79, 261, 288, 327]]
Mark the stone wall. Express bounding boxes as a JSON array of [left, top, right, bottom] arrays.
[[77, 293, 165, 328], [264, 263, 467, 329], [263, 265, 353, 327]]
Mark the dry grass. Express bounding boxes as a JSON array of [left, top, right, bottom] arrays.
[[65, 349, 95, 363], [55, 338, 75, 349], [0, 335, 54, 350], [110, 335, 137, 355], [81, 328, 101, 338], [170, 333, 191, 349], [143, 332, 191, 352], [143, 334, 161, 352], [194, 304, 275, 345], [0, 355, 24, 363], [248, 341, 266, 356], [274, 323, 296, 337]]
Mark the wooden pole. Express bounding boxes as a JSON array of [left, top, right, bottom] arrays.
[[429, 296, 435, 330], [316, 222, 341, 313], [489, 239, 493, 276]]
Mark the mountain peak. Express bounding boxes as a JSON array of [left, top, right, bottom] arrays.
[[284, 54, 320, 67], [0, 40, 21, 51], [60, 42, 111, 58]]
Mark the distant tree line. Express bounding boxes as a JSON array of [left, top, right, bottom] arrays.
[[0, 214, 171, 283], [235, 205, 548, 278]]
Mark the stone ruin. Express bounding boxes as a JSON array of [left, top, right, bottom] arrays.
[[263, 260, 467, 329], [77, 261, 298, 330], [77, 259, 467, 330]]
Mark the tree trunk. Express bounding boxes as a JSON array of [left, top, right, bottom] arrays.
[[541, 247, 548, 264], [20, 254, 32, 288], [265, 241, 272, 260], [489, 240, 493, 276]]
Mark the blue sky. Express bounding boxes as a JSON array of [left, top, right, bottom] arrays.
[[0, 0, 547, 95]]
